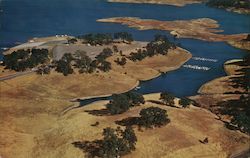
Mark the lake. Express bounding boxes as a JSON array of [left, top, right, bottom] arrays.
[[0, 0, 249, 97]]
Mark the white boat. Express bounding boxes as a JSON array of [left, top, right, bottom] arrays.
[[135, 86, 141, 90], [1, 47, 9, 50]]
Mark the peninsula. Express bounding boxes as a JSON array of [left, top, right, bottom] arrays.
[[97, 17, 249, 49], [191, 54, 250, 134], [0, 33, 195, 158]]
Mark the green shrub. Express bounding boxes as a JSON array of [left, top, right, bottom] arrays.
[[139, 107, 170, 128], [179, 97, 192, 108], [106, 91, 145, 115], [160, 92, 175, 106]]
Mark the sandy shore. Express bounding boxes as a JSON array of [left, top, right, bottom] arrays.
[[97, 17, 248, 44], [72, 47, 191, 101], [228, 40, 250, 51], [198, 59, 249, 95], [224, 59, 244, 76], [107, 0, 204, 7], [192, 58, 249, 117]]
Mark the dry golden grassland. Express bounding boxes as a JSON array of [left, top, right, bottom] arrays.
[[0, 46, 192, 157], [1, 92, 249, 158]]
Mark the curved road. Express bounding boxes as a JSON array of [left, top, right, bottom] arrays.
[[232, 149, 250, 158], [0, 69, 36, 81]]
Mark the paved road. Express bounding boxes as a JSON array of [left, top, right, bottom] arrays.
[[232, 149, 250, 158], [0, 69, 36, 81], [229, 143, 250, 158]]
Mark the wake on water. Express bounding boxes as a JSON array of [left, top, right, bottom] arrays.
[[192, 57, 218, 62], [183, 64, 211, 71], [182, 56, 218, 71]]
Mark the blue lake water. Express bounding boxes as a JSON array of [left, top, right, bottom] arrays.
[[0, 0, 249, 98]]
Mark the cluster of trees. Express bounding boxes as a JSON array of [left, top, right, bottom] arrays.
[[77, 32, 134, 46], [73, 50, 94, 73], [54, 48, 113, 76], [241, 55, 250, 93], [36, 65, 51, 75], [106, 91, 145, 115], [216, 55, 250, 134], [244, 34, 250, 41], [113, 45, 119, 53], [218, 95, 250, 134], [116, 106, 171, 128], [240, 68, 250, 92], [207, 0, 250, 9], [3, 49, 49, 71], [160, 92, 175, 106], [95, 48, 113, 61], [231, 111, 250, 134], [55, 53, 74, 76], [114, 32, 134, 43], [73, 126, 137, 158], [239, 55, 250, 92], [179, 97, 192, 108], [98, 126, 137, 158], [139, 107, 170, 128], [129, 35, 176, 62], [243, 53, 250, 65], [229, 54, 250, 93], [114, 57, 127, 66], [94, 48, 113, 72], [160, 92, 192, 108], [78, 33, 113, 46], [68, 38, 78, 44]]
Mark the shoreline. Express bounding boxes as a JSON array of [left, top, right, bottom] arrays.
[[228, 40, 250, 51], [226, 7, 250, 14], [0, 39, 192, 158], [71, 47, 192, 101], [97, 17, 248, 43], [197, 59, 248, 94], [1, 40, 192, 100], [107, 0, 204, 7], [216, 6, 250, 15], [193, 58, 250, 157], [70, 80, 140, 102], [1, 41, 248, 158]]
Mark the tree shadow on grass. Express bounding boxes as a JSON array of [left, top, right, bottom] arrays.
[[84, 109, 111, 116], [226, 67, 250, 94], [72, 140, 102, 158], [115, 117, 141, 126], [147, 100, 180, 108]]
